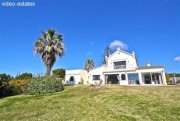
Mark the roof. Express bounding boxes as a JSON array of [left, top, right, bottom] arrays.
[[107, 48, 134, 60], [137, 66, 164, 70], [90, 65, 105, 71], [66, 69, 85, 75]]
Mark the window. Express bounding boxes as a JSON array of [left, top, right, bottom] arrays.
[[69, 76, 74, 81], [128, 74, 139, 84], [93, 75, 100, 80], [121, 74, 126, 80], [114, 61, 126, 66], [143, 74, 151, 84], [114, 61, 126, 69], [142, 73, 162, 84]]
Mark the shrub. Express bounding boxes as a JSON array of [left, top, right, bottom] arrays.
[[5, 85, 18, 96], [24, 76, 64, 95], [9, 79, 29, 94]]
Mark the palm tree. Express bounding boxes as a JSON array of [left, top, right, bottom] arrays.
[[34, 29, 65, 76], [84, 58, 94, 72]]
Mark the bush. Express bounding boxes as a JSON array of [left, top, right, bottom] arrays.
[[9, 79, 29, 94], [24, 76, 64, 95], [0, 73, 15, 97], [5, 85, 18, 96]]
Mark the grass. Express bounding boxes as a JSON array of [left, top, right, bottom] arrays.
[[0, 85, 180, 121]]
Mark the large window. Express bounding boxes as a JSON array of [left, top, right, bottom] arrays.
[[142, 73, 162, 84], [144, 74, 151, 84], [93, 75, 100, 80], [128, 74, 139, 84], [152, 73, 161, 84], [106, 74, 119, 84], [114, 61, 126, 69]]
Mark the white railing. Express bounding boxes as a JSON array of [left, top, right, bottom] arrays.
[[104, 64, 136, 71], [114, 65, 126, 69]]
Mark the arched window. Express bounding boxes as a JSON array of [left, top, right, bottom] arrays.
[[69, 76, 74, 81], [121, 74, 126, 80]]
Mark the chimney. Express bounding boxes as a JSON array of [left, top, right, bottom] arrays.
[[132, 51, 135, 57], [146, 61, 151, 67]]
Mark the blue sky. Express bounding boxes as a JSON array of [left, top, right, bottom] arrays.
[[0, 0, 180, 76]]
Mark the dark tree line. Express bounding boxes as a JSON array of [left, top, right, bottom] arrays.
[[0, 73, 14, 97], [0, 73, 33, 97]]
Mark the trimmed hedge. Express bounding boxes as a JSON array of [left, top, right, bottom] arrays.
[[24, 76, 64, 95]]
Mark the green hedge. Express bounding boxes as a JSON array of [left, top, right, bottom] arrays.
[[24, 76, 64, 95]]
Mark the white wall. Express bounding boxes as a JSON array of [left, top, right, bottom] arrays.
[[106, 49, 137, 71], [89, 66, 105, 84], [65, 74, 81, 85], [65, 69, 83, 85]]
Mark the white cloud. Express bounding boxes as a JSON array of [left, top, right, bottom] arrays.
[[174, 56, 180, 62], [109, 40, 128, 50]]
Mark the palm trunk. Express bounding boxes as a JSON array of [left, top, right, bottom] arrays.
[[46, 65, 52, 76]]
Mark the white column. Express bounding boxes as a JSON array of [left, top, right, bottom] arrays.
[[138, 72, 143, 85], [105, 74, 108, 84], [150, 73, 153, 84], [162, 70, 167, 85], [125, 73, 128, 85], [158, 74, 162, 84], [119, 73, 121, 85], [102, 74, 105, 84]]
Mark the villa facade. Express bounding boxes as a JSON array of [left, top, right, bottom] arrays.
[[65, 48, 167, 85]]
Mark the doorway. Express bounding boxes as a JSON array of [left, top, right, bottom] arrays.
[[105, 74, 119, 84]]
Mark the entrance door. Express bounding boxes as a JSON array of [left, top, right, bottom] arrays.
[[106, 74, 119, 84]]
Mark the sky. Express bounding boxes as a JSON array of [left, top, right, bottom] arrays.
[[0, 0, 180, 76]]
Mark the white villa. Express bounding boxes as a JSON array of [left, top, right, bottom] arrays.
[[65, 48, 167, 85]]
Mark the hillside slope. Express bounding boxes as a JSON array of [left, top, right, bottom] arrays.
[[0, 86, 180, 121]]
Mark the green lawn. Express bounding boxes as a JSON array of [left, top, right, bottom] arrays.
[[0, 85, 180, 121]]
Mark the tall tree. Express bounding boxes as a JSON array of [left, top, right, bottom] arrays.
[[84, 58, 94, 72], [102, 46, 112, 65], [0, 73, 14, 97], [52, 68, 65, 79], [34, 29, 65, 75], [15, 73, 32, 80]]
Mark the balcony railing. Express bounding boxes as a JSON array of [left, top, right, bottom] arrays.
[[114, 65, 126, 69]]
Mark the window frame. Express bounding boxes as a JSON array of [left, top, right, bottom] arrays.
[[121, 74, 126, 81], [92, 75, 100, 80], [69, 76, 75, 81]]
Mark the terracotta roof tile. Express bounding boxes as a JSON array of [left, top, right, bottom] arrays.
[[137, 66, 164, 70]]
